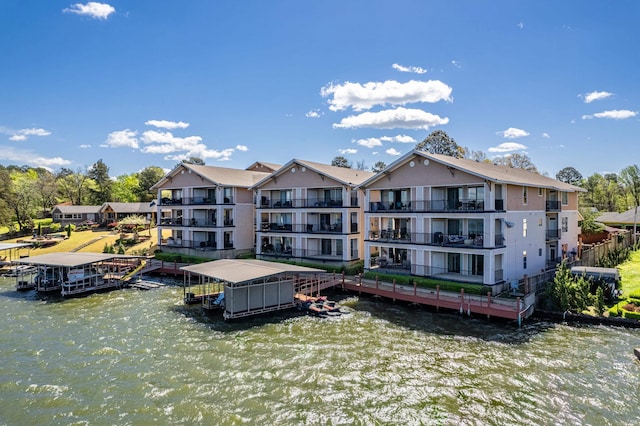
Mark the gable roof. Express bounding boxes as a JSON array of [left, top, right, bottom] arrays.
[[52, 204, 102, 214], [101, 201, 156, 214], [245, 161, 282, 172], [251, 158, 376, 189], [596, 208, 639, 225], [360, 150, 585, 192], [150, 163, 271, 190]]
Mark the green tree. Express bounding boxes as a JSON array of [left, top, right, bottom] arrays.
[[5, 170, 39, 231], [371, 161, 387, 173], [546, 263, 596, 313], [556, 167, 583, 186], [34, 169, 58, 218], [182, 157, 205, 165], [0, 166, 15, 226], [112, 174, 140, 202], [493, 153, 538, 173], [137, 166, 165, 201], [579, 173, 625, 212], [331, 156, 352, 168], [579, 209, 605, 235], [620, 164, 640, 243], [415, 130, 464, 158], [87, 159, 113, 204], [56, 168, 90, 205]]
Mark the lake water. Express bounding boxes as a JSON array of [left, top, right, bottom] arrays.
[[1, 276, 639, 425]]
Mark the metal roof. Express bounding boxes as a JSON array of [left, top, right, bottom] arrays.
[[181, 259, 325, 284], [0, 242, 32, 251], [14, 252, 130, 267]]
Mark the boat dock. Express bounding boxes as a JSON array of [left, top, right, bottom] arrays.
[[13, 253, 148, 297]]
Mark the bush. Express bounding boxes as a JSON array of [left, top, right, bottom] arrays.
[[623, 310, 640, 320], [629, 289, 640, 299]]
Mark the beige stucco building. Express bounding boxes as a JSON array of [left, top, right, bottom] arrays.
[[359, 150, 584, 290], [150, 162, 277, 259], [251, 159, 375, 266]]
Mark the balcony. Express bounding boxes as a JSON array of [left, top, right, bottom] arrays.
[[260, 247, 346, 261], [162, 239, 217, 250], [259, 223, 346, 234], [259, 198, 346, 209], [546, 201, 561, 212], [368, 199, 485, 213], [546, 229, 561, 240], [159, 197, 183, 206], [160, 218, 217, 228], [182, 196, 216, 205]]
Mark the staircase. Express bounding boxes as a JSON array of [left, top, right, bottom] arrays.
[[70, 236, 105, 252]]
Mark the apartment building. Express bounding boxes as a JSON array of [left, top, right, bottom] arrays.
[[359, 150, 584, 290], [150, 162, 277, 259], [252, 159, 375, 266]]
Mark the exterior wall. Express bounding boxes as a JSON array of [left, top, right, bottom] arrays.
[[502, 211, 547, 284], [366, 156, 485, 190], [255, 165, 365, 266], [506, 184, 545, 212]]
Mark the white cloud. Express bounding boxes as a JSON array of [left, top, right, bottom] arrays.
[[105, 129, 139, 148], [0, 145, 71, 169], [236, 144, 248, 152], [145, 120, 189, 129], [386, 148, 402, 156], [380, 134, 416, 143], [333, 107, 449, 130], [542, 132, 550, 138], [582, 110, 638, 120], [517, 22, 524, 29], [488, 142, 528, 153], [582, 91, 613, 103], [354, 138, 383, 149], [321, 79, 452, 111], [392, 63, 427, 74], [338, 148, 357, 155], [140, 130, 235, 161], [20, 128, 51, 136], [165, 148, 234, 162], [80, 144, 91, 148], [305, 110, 321, 118], [63, 2, 115, 19], [451, 60, 462, 69], [5, 127, 51, 141], [498, 127, 529, 138]]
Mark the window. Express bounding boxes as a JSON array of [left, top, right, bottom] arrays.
[[562, 192, 568, 205], [523, 219, 527, 237], [523, 187, 528, 204], [539, 248, 542, 256], [539, 218, 543, 226], [523, 251, 527, 269], [336, 239, 343, 256], [538, 187, 543, 196], [562, 216, 568, 232]]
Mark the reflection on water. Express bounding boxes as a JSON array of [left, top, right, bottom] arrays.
[[0, 277, 638, 425]]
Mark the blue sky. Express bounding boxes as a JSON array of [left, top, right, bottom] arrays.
[[1, 1, 638, 178]]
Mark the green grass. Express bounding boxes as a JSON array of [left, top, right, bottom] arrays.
[[618, 249, 640, 297]]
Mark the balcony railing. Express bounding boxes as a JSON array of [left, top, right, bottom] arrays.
[[162, 239, 218, 250], [182, 196, 216, 205], [546, 229, 561, 240], [367, 231, 506, 248], [159, 218, 218, 227], [369, 199, 486, 213], [259, 247, 348, 261], [546, 200, 561, 212], [259, 223, 347, 234], [259, 198, 351, 209], [159, 197, 231, 206]]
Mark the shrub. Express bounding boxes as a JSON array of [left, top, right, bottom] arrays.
[[623, 310, 640, 320], [629, 289, 640, 299]]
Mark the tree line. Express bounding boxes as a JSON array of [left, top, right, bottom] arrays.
[[0, 160, 165, 231]]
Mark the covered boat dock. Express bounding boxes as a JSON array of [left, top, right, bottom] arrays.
[[181, 259, 334, 319], [14, 252, 145, 296]]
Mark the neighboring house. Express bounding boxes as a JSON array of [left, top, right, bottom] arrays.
[[100, 201, 158, 225], [596, 208, 640, 230], [51, 204, 102, 227], [150, 162, 276, 259], [358, 150, 585, 292], [251, 159, 375, 266]]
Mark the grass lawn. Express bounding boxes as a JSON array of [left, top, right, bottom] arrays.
[[4, 228, 171, 256], [618, 249, 640, 297]]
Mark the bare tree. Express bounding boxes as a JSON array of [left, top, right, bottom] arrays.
[[620, 164, 640, 243]]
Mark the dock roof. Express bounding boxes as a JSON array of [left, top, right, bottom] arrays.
[[15, 252, 131, 268], [181, 259, 324, 284], [0, 242, 32, 251]]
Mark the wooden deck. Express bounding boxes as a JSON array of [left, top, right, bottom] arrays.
[[335, 275, 535, 323]]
